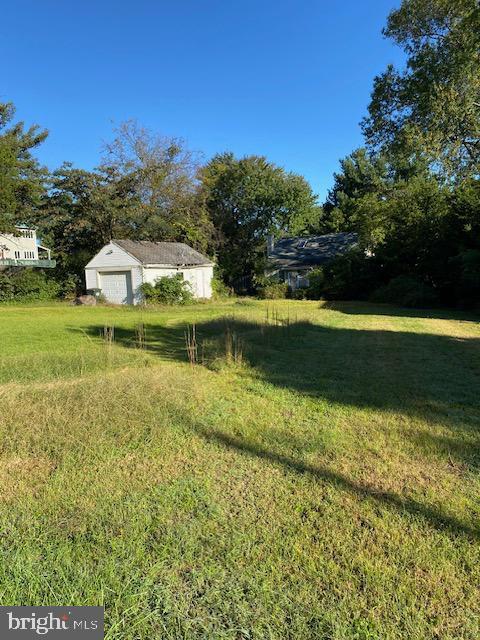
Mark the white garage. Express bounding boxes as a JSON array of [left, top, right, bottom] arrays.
[[99, 271, 134, 305], [85, 239, 214, 305]]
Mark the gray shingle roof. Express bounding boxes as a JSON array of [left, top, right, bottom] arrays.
[[113, 239, 213, 266], [268, 232, 358, 269]]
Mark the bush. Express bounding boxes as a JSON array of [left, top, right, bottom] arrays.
[[0, 269, 60, 302], [449, 249, 480, 309], [0, 273, 15, 301], [370, 275, 438, 308], [211, 271, 232, 299], [306, 268, 325, 299], [140, 274, 193, 305], [290, 288, 308, 300], [302, 251, 380, 301], [59, 274, 81, 300], [257, 277, 289, 299]]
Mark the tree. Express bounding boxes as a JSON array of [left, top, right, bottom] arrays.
[[322, 148, 389, 232], [102, 120, 213, 250], [444, 178, 480, 304], [39, 121, 214, 288], [199, 153, 318, 286], [363, 0, 480, 178], [36, 163, 140, 287], [0, 102, 48, 232]]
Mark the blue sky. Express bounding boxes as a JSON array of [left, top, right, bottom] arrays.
[[1, 1, 404, 200]]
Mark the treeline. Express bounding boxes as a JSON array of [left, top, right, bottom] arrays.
[[0, 113, 320, 297], [314, 0, 480, 308], [1, 0, 479, 308]]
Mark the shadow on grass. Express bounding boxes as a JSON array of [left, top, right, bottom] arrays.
[[321, 300, 480, 322], [77, 316, 480, 467], [198, 428, 480, 540], [73, 317, 480, 538]]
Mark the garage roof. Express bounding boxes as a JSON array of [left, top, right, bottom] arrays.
[[113, 239, 214, 267]]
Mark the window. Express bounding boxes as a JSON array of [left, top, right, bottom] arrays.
[[14, 251, 20, 259]]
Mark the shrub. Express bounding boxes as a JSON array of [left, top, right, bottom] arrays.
[[0, 273, 15, 301], [140, 274, 193, 305], [211, 271, 232, 299], [257, 277, 289, 299], [303, 251, 379, 301], [306, 268, 325, 299], [322, 251, 379, 300], [59, 274, 81, 300], [370, 275, 438, 308], [290, 288, 308, 300], [449, 249, 480, 309], [0, 269, 60, 302]]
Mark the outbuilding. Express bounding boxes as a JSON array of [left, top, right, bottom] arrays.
[[85, 239, 214, 304]]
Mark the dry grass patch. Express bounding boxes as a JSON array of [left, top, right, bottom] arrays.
[[0, 455, 55, 503]]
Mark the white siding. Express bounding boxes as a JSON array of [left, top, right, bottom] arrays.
[[203, 265, 214, 298], [184, 265, 213, 298], [143, 265, 213, 299], [0, 230, 38, 261], [84, 242, 213, 303], [85, 243, 144, 304], [85, 268, 98, 290], [85, 242, 140, 269], [142, 267, 180, 284], [131, 266, 144, 304]]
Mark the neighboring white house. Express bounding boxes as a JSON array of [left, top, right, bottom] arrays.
[[0, 226, 55, 268], [85, 239, 214, 304]]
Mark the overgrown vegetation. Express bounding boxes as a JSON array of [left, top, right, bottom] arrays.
[[140, 274, 193, 305], [370, 275, 438, 308], [256, 276, 289, 300], [0, 269, 60, 302], [0, 299, 479, 638], [211, 270, 231, 300], [315, 0, 480, 307]]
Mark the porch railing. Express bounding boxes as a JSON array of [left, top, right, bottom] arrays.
[[0, 258, 56, 268]]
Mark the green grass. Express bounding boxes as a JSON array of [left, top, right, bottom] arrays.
[[0, 299, 479, 639]]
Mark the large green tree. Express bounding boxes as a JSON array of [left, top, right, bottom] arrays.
[[36, 164, 141, 287], [102, 121, 212, 250], [200, 153, 319, 286], [0, 102, 48, 232], [363, 0, 480, 178], [322, 148, 389, 233], [40, 122, 214, 287], [319, 145, 480, 306]]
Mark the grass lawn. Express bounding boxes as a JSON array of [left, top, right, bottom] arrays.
[[0, 299, 479, 639]]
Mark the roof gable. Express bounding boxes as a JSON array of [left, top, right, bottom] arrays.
[[85, 241, 141, 269]]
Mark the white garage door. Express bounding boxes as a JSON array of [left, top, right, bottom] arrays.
[[100, 271, 133, 304]]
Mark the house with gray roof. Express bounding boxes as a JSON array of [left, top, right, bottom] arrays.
[[266, 232, 358, 290], [85, 240, 214, 304]]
